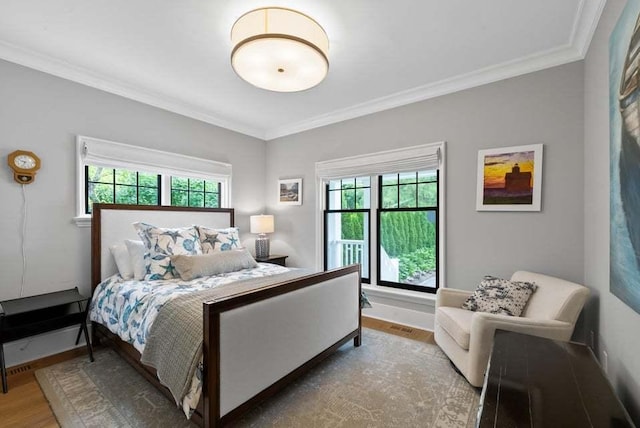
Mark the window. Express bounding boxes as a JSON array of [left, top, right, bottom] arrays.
[[324, 177, 371, 282], [317, 142, 444, 294], [76, 135, 232, 226], [84, 170, 223, 214], [378, 171, 438, 292], [170, 177, 221, 208], [85, 166, 161, 213]]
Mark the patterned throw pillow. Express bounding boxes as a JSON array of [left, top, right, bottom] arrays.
[[134, 222, 202, 280], [462, 275, 537, 317], [196, 226, 241, 253]]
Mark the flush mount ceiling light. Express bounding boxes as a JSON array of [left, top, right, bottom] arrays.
[[231, 7, 329, 92]]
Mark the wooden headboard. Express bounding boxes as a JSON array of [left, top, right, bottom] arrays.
[[91, 204, 235, 290]]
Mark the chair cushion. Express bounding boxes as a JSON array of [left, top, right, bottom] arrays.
[[462, 275, 537, 317], [436, 307, 474, 350]]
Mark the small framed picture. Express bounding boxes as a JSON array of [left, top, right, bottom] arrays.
[[476, 144, 543, 211], [278, 178, 302, 205]]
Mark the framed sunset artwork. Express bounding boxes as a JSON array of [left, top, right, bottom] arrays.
[[476, 144, 543, 211]]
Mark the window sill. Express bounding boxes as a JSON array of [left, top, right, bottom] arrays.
[[362, 284, 436, 307], [73, 216, 92, 228]]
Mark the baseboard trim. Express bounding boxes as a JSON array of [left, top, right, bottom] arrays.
[[363, 284, 436, 308], [363, 302, 435, 331], [6, 347, 89, 378]]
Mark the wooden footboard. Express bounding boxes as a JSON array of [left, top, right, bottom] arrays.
[[203, 265, 361, 427], [93, 265, 361, 427], [90, 204, 362, 427]]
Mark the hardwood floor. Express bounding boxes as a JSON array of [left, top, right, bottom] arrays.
[[0, 318, 432, 427], [362, 316, 435, 344], [0, 347, 87, 428]]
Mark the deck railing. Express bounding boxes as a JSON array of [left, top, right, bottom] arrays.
[[329, 239, 400, 282], [337, 239, 365, 265]]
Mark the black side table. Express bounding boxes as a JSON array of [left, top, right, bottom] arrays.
[[0, 287, 94, 393], [255, 254, 288, 266]]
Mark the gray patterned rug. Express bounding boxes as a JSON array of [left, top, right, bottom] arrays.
[[36, 328, 479, 427]]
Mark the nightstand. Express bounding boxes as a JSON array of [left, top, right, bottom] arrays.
[[255, 254, 288, 266], [0, 287, 94, 393]]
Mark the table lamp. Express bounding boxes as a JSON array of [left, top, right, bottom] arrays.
[[250, 214, 274, 258]]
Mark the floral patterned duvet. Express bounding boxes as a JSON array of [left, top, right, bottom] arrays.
[[89, 263, 291, 418], [89, 263, 290, 354]]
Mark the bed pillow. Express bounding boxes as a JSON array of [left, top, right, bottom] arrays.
[[196, 226, 241, 253], [461, 275, 537, 317], [125, 239, 147, 280], [171, 248, 258, 281], [134, 222, 202, 280], [109, 244, 133, 279]]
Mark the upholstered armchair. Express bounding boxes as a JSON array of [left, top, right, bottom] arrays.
[[434, 271, 590, 387]]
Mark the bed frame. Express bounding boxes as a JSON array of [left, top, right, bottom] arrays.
[[90, 204, 361, 427]]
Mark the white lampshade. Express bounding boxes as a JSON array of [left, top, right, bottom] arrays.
[[250, 215, 275, 234], [231, 7, 329, 92]]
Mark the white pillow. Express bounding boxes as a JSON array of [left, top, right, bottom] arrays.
[[109, 244, 133, 280], [125, 239, 146, 280]]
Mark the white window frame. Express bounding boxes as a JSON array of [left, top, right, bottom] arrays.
[[74, 135, 232, 227], [315, 142, 446, 292]]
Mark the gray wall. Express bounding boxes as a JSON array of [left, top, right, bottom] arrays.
[[266, 62, 585, 289], [0, 59, 266, 304], [584, 0, 640, 422], [8, 30, 634, 416]]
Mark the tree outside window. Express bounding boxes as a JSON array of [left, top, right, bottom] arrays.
[[378, 171, 438, 291], [85, 167, 221, 213], [86, 166, 160, 214], [323, 170, 439, 293], [325, 177, 371, 282], [170, 177, 221, 208]]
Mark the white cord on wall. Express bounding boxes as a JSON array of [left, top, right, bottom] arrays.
[[19, 183, 32, 350], [20, 184, 33, 351], [20, 183, 27, 298]]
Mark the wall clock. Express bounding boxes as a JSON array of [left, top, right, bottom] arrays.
[[7, 150, 41, 184]]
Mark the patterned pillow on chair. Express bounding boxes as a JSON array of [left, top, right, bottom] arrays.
[[134, 222, 202, 280], [462, 275, 537, 317]]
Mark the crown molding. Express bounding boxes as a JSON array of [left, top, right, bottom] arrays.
[[264, 0, 606, 140], [571, 0, 607, 57], [0, 41, 266, 140], [264, 45, 581, 140], [0, 1, 605, 142]]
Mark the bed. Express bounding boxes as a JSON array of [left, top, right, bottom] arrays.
[[89, 203, 362, 427]]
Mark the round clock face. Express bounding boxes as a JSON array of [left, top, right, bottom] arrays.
[[14, 154, 36, 170]]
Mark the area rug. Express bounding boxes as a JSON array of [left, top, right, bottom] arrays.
[[36, 328, 479, 427]]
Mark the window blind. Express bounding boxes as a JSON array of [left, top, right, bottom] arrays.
[[315, 142, 442, 180], [78, 135, 232, 181]]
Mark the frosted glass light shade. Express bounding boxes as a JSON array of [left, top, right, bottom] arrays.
[[231, 8, 329, 92], [250, 215, 275, 234]]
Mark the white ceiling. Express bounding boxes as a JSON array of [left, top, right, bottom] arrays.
[[0, 0, 605, 140]]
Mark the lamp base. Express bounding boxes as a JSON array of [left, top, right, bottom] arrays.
[[255, 235, 270, 259]]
